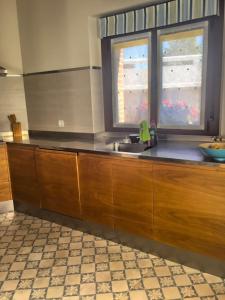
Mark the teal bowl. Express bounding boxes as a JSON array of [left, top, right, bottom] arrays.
[[199, 143, 225, 162]]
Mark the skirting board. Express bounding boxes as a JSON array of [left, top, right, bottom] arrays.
[[0, 200, 14, 213]]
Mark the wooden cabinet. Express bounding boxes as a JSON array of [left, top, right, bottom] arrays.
[[78, 154, 154, 236], [78, 153, 114, 228], [0, 144, 11, 202], [36, 149, 80, 218], [7, 144, 40, 207], [0, 145, 9, 182], [6, 144, 225, 260], [112, 158, 153, 239], [153, 163, 225, 260]]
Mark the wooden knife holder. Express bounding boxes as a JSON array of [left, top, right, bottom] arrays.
[[12, 122, 22, 139]]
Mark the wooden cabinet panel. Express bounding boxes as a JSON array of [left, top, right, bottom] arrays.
[[6, 144, 225, 261], [36, 149, 80, 218], [0, 182, 11, 202], [112, 158, 153, 239], [0, 146, 9, 182], [0, 145, 11, 202], [7, 144, 40, 207], [153, 163, 225, 260], [78, 153, 113, 228]]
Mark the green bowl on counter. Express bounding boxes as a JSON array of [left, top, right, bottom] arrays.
[[199, 143, 225, 162]]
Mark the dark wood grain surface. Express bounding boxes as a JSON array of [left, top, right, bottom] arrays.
[[112, 158, 154, 239], [78, 153, 114, 228], [6, 142, 225, 261], [0, 145, 9, 182], [0, 144, 11, 202], [36, 149, 80, 218], [7, 144, 41, 207], [153, 162, 225, 260]]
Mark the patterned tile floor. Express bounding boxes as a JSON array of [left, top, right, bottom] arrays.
[[0, 212, 224, 300]]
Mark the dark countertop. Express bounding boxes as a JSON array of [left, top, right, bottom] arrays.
[[3, 136, 224, 167]]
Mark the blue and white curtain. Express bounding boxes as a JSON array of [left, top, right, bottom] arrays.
[[99, 0, 219, 39]]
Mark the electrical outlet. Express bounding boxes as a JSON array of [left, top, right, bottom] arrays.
[[58, 120, 65, 127]]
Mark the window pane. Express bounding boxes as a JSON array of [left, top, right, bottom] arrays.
[[158, 26, 207, 129], [112, 36, 150, 127]]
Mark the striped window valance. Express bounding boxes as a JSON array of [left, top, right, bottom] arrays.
[[99, 0, 219, 39]]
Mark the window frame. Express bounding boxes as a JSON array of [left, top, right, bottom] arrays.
[[101, 9, 224, 136], [157, 21, 208, 131], [111, 32, 151, 128]]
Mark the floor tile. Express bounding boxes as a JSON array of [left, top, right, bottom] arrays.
[[33, 277, 50, 288], [110, 261, 124, 271], [112, 280, 128, 292], [10, 262, 26, 271], [125, 269, 141, 280], [1, 280, 19, 291], [155, 266, 171, 277], [96, 293, 113, 300], [143, 277, 160, 289], [39, 259, 54, 269], [46, 286, 64, 298], [147, 288, 164, 300], [21, 269, 37, 279], [80, 283, 96, 295], [0, 212, 224, 300], [173, 274, 192, 286], [129, 290, 148, 300], [13, 289, 31, 300], [203, 273, 223, 283], [194, 283, 214, 297], [162, 286, 181, 299], [65, 274, 81, 285], [81, 263, 95, 273], [96, 271, 111, 282]]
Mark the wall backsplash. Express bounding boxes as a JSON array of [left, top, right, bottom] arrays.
[[90, 68, 105, 133], [0, 77, 28, 134], [24, 68, 105, 134]]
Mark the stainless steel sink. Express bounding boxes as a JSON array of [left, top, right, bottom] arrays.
[[113, 142, 150, 154]]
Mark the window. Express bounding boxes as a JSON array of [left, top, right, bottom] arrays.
[[111, 34, 150, 127], [158, 23, 208, 130], [102, 17, 223, 135]]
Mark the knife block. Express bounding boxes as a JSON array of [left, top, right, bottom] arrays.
[[12, 122, 22, 139]]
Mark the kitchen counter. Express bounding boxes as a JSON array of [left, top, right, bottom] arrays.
[[6, 136, 225, 266], [4, 136, 223, 167]]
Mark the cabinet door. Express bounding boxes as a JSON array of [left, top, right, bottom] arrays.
[[112, 158, 153, 239], [78, 153, 113, 228], [0, 145, 9, 182], [0, 145, 11, 202], [36, 149, 80, 218], [7, 144, 40, 207], [153, 163, 225, 260]]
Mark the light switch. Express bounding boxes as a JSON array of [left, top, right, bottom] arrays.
[[58, 120, 65, 127]]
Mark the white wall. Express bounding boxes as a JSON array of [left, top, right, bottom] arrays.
[[16, 0, 151, 73], [0, 77, 28, 132], [0, 0, 28, 135], [13, 0, 225, 134], [0, 0, 23, 74], [15, 0, 151, 133]]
